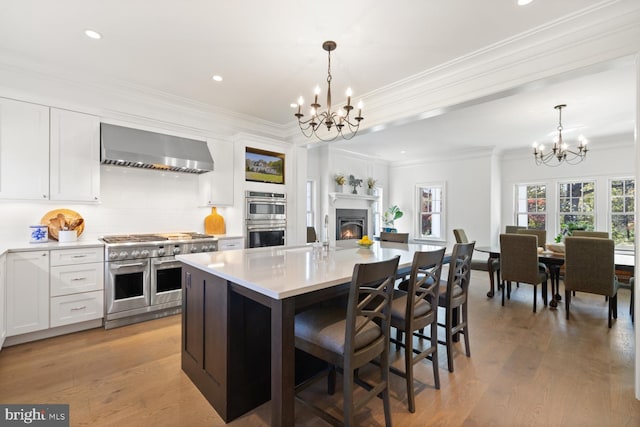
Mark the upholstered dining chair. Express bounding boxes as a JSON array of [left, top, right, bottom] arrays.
[[564, 236, 619, 328], [438, 241, 475, 372], [505, 225, 526, 234], [571, 230, 609, 238], [516, 228, 547, 247], [618, 277, 634, 323], [389, 248, 445, 413], [306, 226, 317, 243], [499, 233, 549, 312], [380, 231, 409, 243], [294, 256, 399, 426]]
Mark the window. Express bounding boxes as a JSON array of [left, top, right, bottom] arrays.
[[306, 180, 314, 227], [515, 184, 546, 230], [610, 179, 635, 249], [558, 180, 595, 233], [373, 187, 383, 237], [416, 184, 444, 239]]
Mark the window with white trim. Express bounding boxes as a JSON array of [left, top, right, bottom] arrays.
[[558, 180, 595, 233], [610, 178, 635, 249], [515, 184, 546, 230], [416, 184, 444, 239], [306, 180, 314, 227]]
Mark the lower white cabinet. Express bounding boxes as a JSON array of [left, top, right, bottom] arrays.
[[218, 237, 244, 251], [6, 251, 50, 336], [5, 247, 104, 339], [0, 253, 6, 349], [50, 290, 103, 327]]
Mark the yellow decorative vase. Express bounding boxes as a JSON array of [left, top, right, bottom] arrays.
[[204, 207, 225, 235]]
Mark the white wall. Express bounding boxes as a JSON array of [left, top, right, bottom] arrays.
[[390, 152, 494, 248]]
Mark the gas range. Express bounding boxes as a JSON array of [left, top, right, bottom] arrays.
[[101, 232, 218, 329], [101, 232, 218, 260]]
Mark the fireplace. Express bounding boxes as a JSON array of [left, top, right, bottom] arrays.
[[336, 209, 368, 240]]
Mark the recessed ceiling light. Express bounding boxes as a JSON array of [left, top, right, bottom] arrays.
[[290, 103, 298, 108], [212, 75, 223, 82], [517, 0, 533, 5], [400, 150, 407, 154], [84, 29, 102, 39]]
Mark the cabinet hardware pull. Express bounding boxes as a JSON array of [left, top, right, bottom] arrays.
[[71, 255, 87, 258], [70, 306, 87, 311], [71, 277, 87, 281]]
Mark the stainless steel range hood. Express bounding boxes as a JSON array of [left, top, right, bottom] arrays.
[[100, 123, 214, 174]]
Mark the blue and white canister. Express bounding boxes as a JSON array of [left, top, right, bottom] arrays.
[[29, 225, 48, 243]]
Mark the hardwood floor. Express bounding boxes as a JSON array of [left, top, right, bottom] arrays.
[[1, 270, 639, 426]]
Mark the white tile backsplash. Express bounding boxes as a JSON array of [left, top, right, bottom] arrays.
[[0, 166, 215, 243]]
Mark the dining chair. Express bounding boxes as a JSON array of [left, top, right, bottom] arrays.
[[571, 230, 609, 238], [306, 226, 317, 243], [564, 236, 619, 328], [453, 228, 499, 287], [389, 248, 445, 413], [380, 231, 409, 243], [438, 241, 475, 372], [499, 233, 549, 312], [294, 256, 400, 426], [618, 277, 634, 323], [516, 228, 547, 247], [505, 225, 526, 234]]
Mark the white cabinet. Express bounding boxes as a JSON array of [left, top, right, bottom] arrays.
[[0, 97, 50, 200], [0, 253, 6, 350], [199, 139, 234, 206], [49, 108, 100, 202], [50, 247, 104, 327], [218, 237, 244, 251], [6, 251, 50, 336]]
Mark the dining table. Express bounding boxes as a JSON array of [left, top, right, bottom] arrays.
[[475, 245, 635, 308], [177, 240, 447, 427]]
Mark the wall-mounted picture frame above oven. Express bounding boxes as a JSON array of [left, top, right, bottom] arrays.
[[245, 147, 285, 184]]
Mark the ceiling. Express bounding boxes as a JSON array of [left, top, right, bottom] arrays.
[[0, 0, 635, 162]]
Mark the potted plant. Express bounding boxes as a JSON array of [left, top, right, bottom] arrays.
[[334, 173, 346, 192], [366, 177, 377, 195], [382, 205, 403, 232]]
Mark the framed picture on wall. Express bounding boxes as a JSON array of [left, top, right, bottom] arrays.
[[245, 147, 285, 184]]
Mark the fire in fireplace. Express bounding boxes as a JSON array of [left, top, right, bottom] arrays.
[[336, 209, 368, 240]]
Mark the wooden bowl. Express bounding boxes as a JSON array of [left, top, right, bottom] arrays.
[[40, 209, 85, 241]]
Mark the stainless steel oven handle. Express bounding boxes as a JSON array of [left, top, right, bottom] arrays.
[[112, 262, 147, 269], [246, 225, 286, 231], [153, 259, 180, 266]]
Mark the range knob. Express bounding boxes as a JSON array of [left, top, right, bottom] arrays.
[[109, 252, 118, 260], [191, 246, 198, 253], [131, 250, 140, 258], [157, 248, 165, 256], [140, 250, 150, 257], [202, 245, 209, 252], [173, 247, 181, 255], [119, 251, 128, 259]]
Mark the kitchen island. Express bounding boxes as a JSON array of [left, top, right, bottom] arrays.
[[176, 240, 445, 426]]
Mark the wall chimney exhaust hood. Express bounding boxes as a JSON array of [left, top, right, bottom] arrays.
[[100, 123, 214, 174]]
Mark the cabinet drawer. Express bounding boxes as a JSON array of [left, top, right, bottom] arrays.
[[50, 247, 103, 266], [51, 263, 103, 296], [50, 291, 104, 327], [219, 238, 244, 251]]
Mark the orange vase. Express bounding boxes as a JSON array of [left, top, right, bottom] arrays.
[[204, 207, 225, 235]]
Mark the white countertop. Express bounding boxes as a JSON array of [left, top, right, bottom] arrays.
[[0, 235, 104, 257], [176, 240, 446, 300]]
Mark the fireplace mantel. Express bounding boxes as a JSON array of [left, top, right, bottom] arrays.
[[329, 192, 378, 206]]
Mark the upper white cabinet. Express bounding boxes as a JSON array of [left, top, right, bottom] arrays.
[[0, 97, 50, 200], [0, 99, 100, 202], [199, 139, 234, 206], [50, 108, 100, 202]]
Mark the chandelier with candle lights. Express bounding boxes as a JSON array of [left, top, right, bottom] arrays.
[[294, 41, 363, 142], [532, 104, 588, 166]]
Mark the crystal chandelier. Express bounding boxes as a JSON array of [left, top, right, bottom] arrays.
[[294, 41, 363, 142], [532, 104, 588, 166]]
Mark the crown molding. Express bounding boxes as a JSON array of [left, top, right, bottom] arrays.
[[390, 146, 496, 169]]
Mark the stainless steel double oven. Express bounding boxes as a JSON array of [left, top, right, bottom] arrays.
[[245, 191, 286, 248], [102, 233, 218, 328]]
